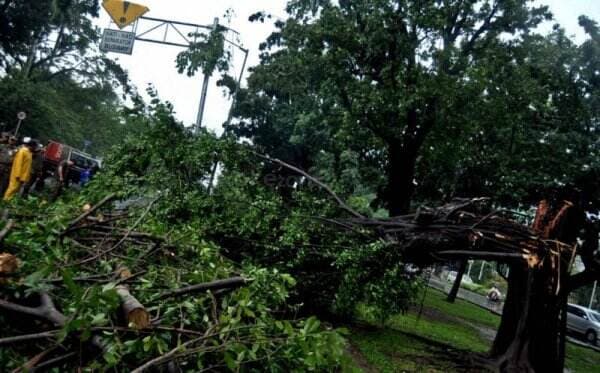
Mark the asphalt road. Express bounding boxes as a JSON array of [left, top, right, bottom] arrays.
[[428, 276, 504, 314], [428, 276, 600, 353]]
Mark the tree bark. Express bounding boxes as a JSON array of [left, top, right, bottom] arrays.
[[116, 285, 150, 330], [490, 199, 581, 372], [385, 144, 417, 216], [446, 260, 467, 303]]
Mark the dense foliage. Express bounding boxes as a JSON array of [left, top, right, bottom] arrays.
[[0, 0, 133, 155], [0, 99, 349, 371]]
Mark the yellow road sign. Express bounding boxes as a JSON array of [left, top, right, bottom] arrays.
[[103, 0, 149, 29]]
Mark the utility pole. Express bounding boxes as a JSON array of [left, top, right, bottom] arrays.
[[195, 17, 219, 133], [590, 281, 597, 309]]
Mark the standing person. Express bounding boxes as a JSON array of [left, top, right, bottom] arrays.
[[4, 139, 36, 200], [79, 162, 92, 187], [22, 143, 45, 196], [52, 159, 74, 201], [0, 134, 14, 196]]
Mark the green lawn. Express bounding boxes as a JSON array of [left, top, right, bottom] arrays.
[[346, 288, 600, 372]]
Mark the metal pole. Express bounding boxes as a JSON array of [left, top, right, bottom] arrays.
[[207, 47, 249, 194], [590, 281, 598, 309], [478, 261, 486, 281], [467, 260, 473, 278], [195, 17, 219, 133], [225, 48, 249, 126], [14, 119, 23, 137]]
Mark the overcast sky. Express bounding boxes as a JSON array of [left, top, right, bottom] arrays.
[[95, 1, 599, 134]]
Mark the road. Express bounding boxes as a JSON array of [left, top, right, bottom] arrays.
[[428, 276, 504, 314], [428, 276, 600, 353]]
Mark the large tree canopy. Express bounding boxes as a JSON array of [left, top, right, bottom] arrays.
[[231, 0, 551, 215]]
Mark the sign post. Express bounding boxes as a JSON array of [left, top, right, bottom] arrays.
[[100, 29, 136, 55], [15, 112, 26, 137], [103, 0, 149, 29]]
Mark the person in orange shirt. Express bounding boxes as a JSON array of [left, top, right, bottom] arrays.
[[4, 139, 37, 201]]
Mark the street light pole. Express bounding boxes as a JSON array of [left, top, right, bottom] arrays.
[[194, 17, 219, 134], [590, 280, 597, 309]]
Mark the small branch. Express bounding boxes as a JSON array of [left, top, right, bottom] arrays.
[[157, 277, 250, 300], [436, 250, 525, 261], [63, 193, 117, 233], [131, 336, 204, 373], [252, 151, 365, 219], [30, 352, 77, 372], [0, 219, 15, 242], [73, 197, 159, 266], [13, 346, 58, 373], [0, 331, 58, 345]]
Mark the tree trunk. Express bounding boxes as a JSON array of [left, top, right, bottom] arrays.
[[490, 199, 580, 372], [447, 260, 467, 303], [385, 144, 417, 216]]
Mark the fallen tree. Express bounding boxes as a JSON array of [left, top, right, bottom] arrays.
[[0, 194, 346, 371], [266, 154, 599, 372]]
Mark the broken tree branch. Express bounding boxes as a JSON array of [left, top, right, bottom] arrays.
[[0, 330, 58, 345], [115, 267, 150, 330], [73, 197, 159, 266], [157, 277, 250, 300], [64, 193, 117, 232], [0, 219, 15, 243], [252, 151, 365, 219], [0, 293, 104, 351]]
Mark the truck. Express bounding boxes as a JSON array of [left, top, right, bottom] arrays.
[[43, 141, 102, 183]]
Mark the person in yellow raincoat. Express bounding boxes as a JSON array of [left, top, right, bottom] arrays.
[[4, 139, 37, 200]]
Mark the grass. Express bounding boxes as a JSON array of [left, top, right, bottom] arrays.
[[566, 343, 600, 373], [346, 288, 600, 372], [419, 288, 500, 329]]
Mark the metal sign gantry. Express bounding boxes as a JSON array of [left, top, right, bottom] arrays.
[[102, 14, 249, 133]]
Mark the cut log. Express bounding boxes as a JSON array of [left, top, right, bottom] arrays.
[[115, 266, 150, 330], [116, 285, 150, 330], [0, 253, 18, 283]]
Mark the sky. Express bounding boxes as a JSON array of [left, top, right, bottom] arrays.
[[95, 0, 600, 135]]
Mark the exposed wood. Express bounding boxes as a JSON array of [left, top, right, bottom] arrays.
[[0, 253, 18, 283], [157, 277, 249, 300], [63, 193, 117, 232], [115, 266, 150, 330], [116, 285, 150, 330]]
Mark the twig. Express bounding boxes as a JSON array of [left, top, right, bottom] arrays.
[[73, 197, 160, 266], [13, 346, 58, 373], [131, 336, 205, 373], [0, 330, 58, 345], [252, 151, 364, 219], [30, 352, 77, 372], [0, 219, 15, 242], [63, 193, 117, 232], [156, 277, 250, 300]]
